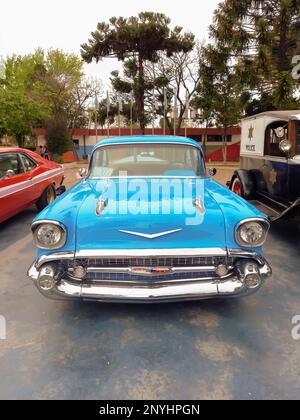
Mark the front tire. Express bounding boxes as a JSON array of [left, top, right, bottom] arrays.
[[36, 185, 56, 211], [231, 176, 244, 198]]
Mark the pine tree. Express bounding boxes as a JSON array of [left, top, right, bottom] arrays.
[[81, 12, 194, 133], [210, 0, 300, 111]]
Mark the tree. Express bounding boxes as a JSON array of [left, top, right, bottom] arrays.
[[45, 115, 72, 158], [209, 0, 300, 111], [35, 49, 84, 121], [144, 45, 202, 133], [0, 51, 49, 147], [0, 49, 102, 151], [67, 77, 103, 131], [193, 45, 243, 161], [81, 12, 194, 133]]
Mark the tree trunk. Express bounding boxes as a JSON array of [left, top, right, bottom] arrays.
[[165, 116, 173, 134], [176, 109, 185, 134], [278, 4, 289, 73], [16, 133, 24, 148], [203, 124, 208, 156], [137, 54, 146, 134], [222, 126, 228, 163]]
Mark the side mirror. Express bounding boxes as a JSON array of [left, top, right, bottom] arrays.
[[279, 139, 292, 155], [208, 168, 217, 177], [76, 168, 87, 179]]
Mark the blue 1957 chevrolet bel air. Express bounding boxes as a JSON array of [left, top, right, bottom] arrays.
[[28, 136, 272, 303]]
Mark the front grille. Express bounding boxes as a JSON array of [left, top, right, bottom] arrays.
[[85, 271, 218, 283], [79, 256, 233, 268], [65, 254, 234, 284]]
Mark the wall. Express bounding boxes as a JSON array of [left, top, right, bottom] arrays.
[[33, 127, 242, 162]]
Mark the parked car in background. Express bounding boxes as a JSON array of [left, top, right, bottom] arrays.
[[28, 136, 272, 303], [229, 111, 300, 221], [0, 147, 65, 223]]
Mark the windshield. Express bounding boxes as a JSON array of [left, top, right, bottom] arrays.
[[89, 143, 205, 178]]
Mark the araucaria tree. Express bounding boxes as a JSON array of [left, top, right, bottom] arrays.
[[210, 0, 300, 111], [81, 12, 195, 133]]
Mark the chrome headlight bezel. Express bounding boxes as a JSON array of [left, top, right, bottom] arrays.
[[31, 220, 67, 250], [235, 218, 270, 248]]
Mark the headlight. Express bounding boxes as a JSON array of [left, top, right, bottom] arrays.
[[32, 221, 66, 249], [235, 219, 269, 247]]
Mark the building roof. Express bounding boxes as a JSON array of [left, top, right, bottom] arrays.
[[93, 135, 202, 151], [243, 110, 300, 121]]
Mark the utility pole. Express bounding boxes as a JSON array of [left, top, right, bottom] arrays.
[[185, 91, 190, 138], [173, 94, 177, 136], [95, 94, 99, 143], [118, 97, 123, 137], [130, 92, 133, 136], [163, 88, 167, 136], [106, 91, 110, 138]]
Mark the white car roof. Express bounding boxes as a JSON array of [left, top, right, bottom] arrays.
[[243, 110, 300, 121]]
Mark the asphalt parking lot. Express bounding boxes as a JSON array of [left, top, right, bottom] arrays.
[[1, 168, 300, 400]]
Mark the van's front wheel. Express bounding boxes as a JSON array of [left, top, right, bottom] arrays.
[[231, 176, 244, 198]]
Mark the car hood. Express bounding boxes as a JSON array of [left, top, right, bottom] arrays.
[[75, 178, 226, 251]]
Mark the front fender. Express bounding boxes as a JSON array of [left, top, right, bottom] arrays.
[[33, 181, 92, 259], [231, 169, 255, 199], [206, 179, 268, 251]]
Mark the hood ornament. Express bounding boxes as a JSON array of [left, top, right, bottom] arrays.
[[130, 267, 173, 276], [96, 198, 108, 216], [119, 229, 182, 239], [194, 198, 206, 215]]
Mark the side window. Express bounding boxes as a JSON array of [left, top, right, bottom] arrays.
[[20, 154, 37, 173], [264, 122, 288, 157], [0, 154, 24, 179]]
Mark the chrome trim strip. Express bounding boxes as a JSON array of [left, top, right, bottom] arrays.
[[256, 191, 289, 209], [86, 266, 222, 274], [35, 251, 75, 269], [75, 248, 228, 258], [88, 176, 205, 180], [31, 220, 67, 250], [251, 200, 282, 216], [235, 218, 270, 248], [93, 141, 202, 152], [119, 229, 182, 239], [227, 249, 268, 267], [33, 248, 270, 270]]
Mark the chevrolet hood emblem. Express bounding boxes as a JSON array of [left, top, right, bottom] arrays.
[[119, 229, 182, 239]]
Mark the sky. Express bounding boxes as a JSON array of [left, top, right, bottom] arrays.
[[0, 0, 222, 85]]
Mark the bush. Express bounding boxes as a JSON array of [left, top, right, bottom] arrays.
[[45, 116, 72, 156]]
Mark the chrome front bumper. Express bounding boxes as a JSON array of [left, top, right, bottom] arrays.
[[28, 248, 272, 303]]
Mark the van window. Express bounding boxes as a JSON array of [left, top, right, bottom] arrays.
[[264, 121, 288, 157]]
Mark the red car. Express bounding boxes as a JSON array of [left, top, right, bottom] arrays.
[[0, 147, 65, 223]]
